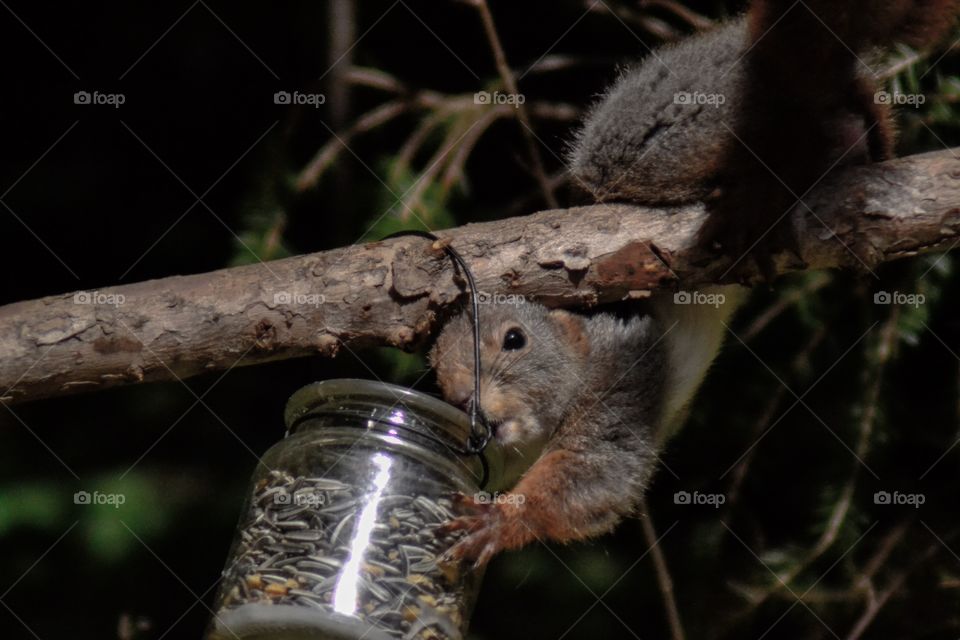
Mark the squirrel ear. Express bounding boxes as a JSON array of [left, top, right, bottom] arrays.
[[548, 310, 590, 358]]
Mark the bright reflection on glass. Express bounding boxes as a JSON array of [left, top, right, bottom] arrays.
[[333, 452, 393, 614]]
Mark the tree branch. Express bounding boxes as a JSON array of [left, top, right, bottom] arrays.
[[2, 149, 959, 405]]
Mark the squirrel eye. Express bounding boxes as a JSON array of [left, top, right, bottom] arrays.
[[501, 328, 526, 351]]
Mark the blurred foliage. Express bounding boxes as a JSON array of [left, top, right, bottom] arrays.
[[0, 484, 64, 536], [2, 0, 960, 638]]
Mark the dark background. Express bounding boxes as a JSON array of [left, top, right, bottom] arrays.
[[2, 1, 960, 638]]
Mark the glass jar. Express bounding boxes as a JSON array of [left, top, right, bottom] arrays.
[[207, 379, 502, 640]]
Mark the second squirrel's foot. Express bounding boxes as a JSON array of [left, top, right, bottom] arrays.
[[439, 498, 531, 568], [698, 207, 804, 284]]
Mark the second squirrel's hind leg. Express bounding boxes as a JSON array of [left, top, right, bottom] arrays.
[[851, 75, 896, 162], [697, 140, 809, 284]]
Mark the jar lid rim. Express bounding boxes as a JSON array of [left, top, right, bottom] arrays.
[[284, 379, 472, 433], [283, 380, 503, 488]]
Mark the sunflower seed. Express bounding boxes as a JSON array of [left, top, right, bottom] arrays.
[[214, 469, 474, 640]]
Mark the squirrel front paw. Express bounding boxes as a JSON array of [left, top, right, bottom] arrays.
[[438, 493, 533, 568]]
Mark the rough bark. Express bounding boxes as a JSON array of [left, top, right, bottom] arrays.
[[2, 149, 959, 405]]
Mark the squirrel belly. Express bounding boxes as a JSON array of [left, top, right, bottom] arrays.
[[654, 285, 745, 443]]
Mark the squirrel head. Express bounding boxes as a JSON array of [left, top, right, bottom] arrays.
[[430, 301, 591, 479]]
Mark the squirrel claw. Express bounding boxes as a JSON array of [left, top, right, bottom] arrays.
[[439, 504, 515, 568], [442, 524, 503, 569], [436, 497, 495, 541], [437, 512, 485, 536]]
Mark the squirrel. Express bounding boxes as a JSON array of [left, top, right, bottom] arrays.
[[568, 0, 959, 276], [427, 0, 959, 565], [429, 292, 740, 566]]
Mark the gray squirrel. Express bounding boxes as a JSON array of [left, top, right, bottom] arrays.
[[431, 0, 958, 564], [570, 0, 958, 273], [431, 293, 739, 565]]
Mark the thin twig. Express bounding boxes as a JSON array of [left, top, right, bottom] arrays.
[[344, 66, 407, 93], [750, 584, 864, 604], [346, 67, 580, 122], [740, 272, 832, 341], [326, 0, 356, 129], [262, 211, 287, 260], [725, 385, 788, 507], [469, 0, 559, 208], [296, 100, 408, 191], [523, 53, 594, 74], [856, 517, 913, 589], [347, 59, 593, 90], [589, 1, 684, 41], [303, 62, 577, 195], [638, 0, 715, 31], [391, 108, 453, 186], [845, 539, 943, 640], [878, 47, 929, 81], [878, 40, 960, 81], [639, 497, 686, 640], [395, 118, 473, 221], [441, 107, 504, 192]]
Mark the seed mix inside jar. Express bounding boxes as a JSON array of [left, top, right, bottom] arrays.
[[208, 380, 501, 640]]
